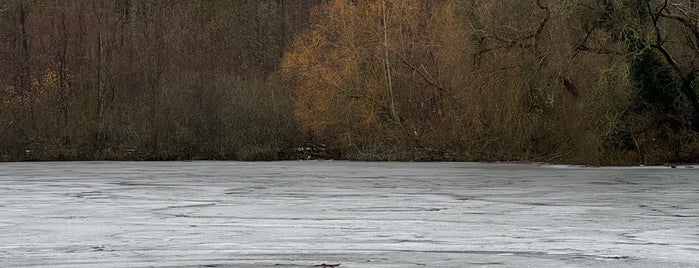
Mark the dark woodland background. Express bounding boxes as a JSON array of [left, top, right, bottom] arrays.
[[2, 0, 699, 165]]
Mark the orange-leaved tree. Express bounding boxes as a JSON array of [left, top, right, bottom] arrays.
[[282, 0, 464, 155]]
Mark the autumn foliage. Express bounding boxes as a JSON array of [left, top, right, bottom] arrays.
[[2, 0, 699, 164], [283, 0, 699, 163], [283, 1, 467, 157]]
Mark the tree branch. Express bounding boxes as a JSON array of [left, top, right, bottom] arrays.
[[475, 0, 550, 55], [658, 11, 699, 50], [651, 44, 684, 77], [401, 59, 448, 92], [572, 22, 599, 59], [648, 0, 669, 47]]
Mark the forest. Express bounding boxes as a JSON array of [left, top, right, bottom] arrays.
[[1, 0, 699, 165]]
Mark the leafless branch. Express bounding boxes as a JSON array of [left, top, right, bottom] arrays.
[[0, 4, 13, 12], [572, 22, 599, 59], [401, 59, 448, 92], [651, 43, 684, 75], [576, 45, 626, 56], [647, 0, 669, 46]]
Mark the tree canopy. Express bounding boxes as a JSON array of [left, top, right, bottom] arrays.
[[2, 0, 698, 164]]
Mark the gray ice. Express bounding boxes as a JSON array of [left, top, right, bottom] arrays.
[[0, 161, 697, 267]]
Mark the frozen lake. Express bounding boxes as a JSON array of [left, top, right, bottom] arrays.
[[1, 161, 698, 267]]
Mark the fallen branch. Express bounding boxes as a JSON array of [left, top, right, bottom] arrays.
[[313, 263, 341, 268]]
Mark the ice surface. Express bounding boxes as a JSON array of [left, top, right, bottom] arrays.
[[0, 161, 697, 267]]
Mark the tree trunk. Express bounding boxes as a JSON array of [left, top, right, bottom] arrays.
[[95, 0, 108, 148], [18, 1, 31, 114], [150, 1, 164, 154], [59, 1, 70, 145], [382, 0, 399, 125], [680, 73, 699, 131]]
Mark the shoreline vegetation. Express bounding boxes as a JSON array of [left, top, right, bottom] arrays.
[[2, 1, 699, 165], [5, 145, 698, 166]]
